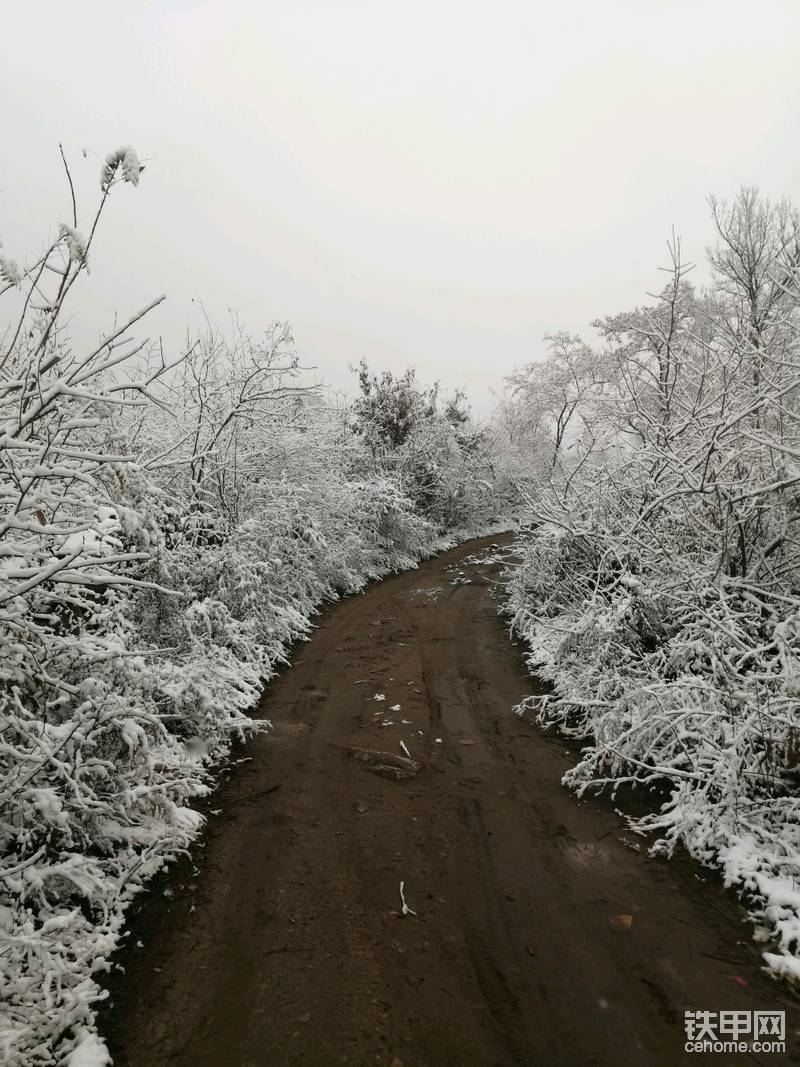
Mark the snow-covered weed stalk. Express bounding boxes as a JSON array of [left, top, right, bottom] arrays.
[[506, 196, 800, 981], [0, 148, 509, 1064]]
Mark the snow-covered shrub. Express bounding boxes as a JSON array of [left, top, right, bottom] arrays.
[[506, 203, 800, 981], [0, 150, 212, 1064], [348, 360, 504, 531]]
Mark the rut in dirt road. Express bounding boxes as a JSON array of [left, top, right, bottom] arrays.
[[103, 534, 799, 1067]]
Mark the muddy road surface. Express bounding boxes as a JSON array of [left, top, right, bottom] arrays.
[[104, 534, 799, 1066]]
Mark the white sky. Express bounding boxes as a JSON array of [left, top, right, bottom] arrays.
[[2, 1, 799, 411]]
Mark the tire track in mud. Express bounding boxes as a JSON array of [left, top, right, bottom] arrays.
[[102, 534, 800, 1067]]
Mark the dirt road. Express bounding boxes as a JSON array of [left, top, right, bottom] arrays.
[[104, 535, 799, 1066]]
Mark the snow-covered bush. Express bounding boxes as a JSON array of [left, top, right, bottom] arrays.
[[0, 150, 197, 1065], [349, 360, 506, 530], [506, 201, 800, 981]]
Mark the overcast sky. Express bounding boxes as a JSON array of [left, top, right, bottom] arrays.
[[2, 1, 799, 412]]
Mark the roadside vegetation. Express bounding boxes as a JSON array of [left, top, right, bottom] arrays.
[[0, 148, 515, 1065], [503, 189, 800, 985]]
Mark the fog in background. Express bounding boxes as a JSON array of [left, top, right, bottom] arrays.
[[2, 0, 798, 411]]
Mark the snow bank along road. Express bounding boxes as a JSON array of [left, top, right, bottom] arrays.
[[103, 535, 799, 1066]]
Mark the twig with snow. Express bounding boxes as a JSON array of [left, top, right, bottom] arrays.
[[399, 880, 417, 917]]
